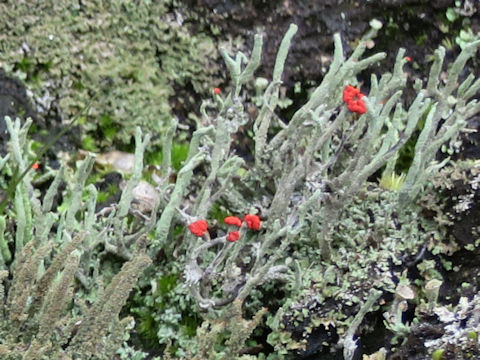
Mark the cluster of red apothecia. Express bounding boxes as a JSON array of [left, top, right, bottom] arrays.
[[343, 57, 412, 115], [188, 214, 261, 243], [343, 85, 367, 115]]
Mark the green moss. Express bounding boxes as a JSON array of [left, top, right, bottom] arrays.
[[208, 203, 231, 224], [135, 310, 160, 348], [16, 56, 32, 74], [432, 348, 445, 360], [97, 183, 119, 204], [171, 143, 190, 171], [82, 135, 100, 152], [395, 103, 429, 173], [467, 331, 478, 341], [416, 33, 428, 45], [156, 273, 178, 298], [146, 142, 189, 171], [99, 114, 119, 143]]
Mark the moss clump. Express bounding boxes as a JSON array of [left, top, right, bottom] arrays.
[[0, 0, 220, 147]]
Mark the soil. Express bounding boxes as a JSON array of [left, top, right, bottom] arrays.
[[0, 69, 37, 154]]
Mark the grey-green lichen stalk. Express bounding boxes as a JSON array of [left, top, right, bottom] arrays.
[[0, 122, 153, 359]]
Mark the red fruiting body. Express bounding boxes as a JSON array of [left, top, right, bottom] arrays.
[[188, 220, 208, 237], [343, 85, 359, 103], [244, 214, 261, 230], [214, 87, 221, 95], [343, 85, 367, 115], [347, 97, 367, 114], [405, 56, 412, 62], [32, 163, 40, 170], [226, 231, 240, 242], [224, 216, 242, 227]]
